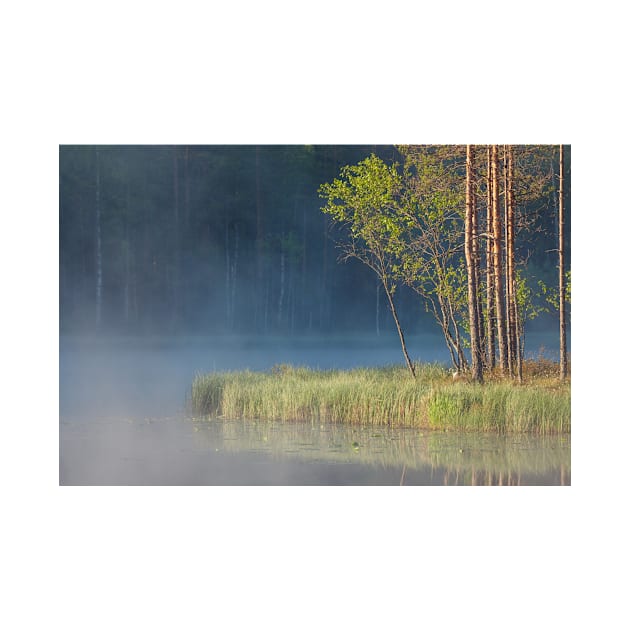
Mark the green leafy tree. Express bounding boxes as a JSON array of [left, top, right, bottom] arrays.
[[395, 146, 469, 371], [319, 155, 416, 377]]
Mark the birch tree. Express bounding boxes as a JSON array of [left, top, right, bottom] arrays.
[[465, 145, 483, 382], [320, 155, 416, 377], [396, 145, 469, 371], [491, 145, 508, 373]]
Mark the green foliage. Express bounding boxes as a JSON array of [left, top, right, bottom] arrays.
[[516, 269, 547, 322], [320, 148, 469, 367], [537, 271, 572, 312], [319, 154, 406, 261]]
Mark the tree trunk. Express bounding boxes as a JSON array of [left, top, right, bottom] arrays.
[[472, 151, 485, 358], [465, 145, 483, 382], [507, 146, 522, 381], [224, 220, 239, 331], [503, 146, 513, 376], [376, 280, 380, 337], [559, 145, 568, 379], [447, 298, 467, 371], [491, 144, 508, 373], [383, 283, 415, 378], [486, 146, 496, 369]]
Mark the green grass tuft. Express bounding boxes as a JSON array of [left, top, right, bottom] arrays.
[[190, 362, 570, 434]]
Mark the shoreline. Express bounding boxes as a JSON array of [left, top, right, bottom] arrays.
[[191, 362, 570, 434]]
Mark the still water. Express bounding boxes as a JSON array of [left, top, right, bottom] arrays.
[[59, 334, 570, 485]]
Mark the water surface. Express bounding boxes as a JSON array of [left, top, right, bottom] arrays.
[[59, 334, 570, 485]]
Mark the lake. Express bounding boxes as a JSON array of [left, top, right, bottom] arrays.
[[59, 333, 570, 485]]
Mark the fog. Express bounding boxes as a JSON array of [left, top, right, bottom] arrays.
[[59, 145, 570, 485], [60, 332, 448, 421], [60, 329, 568, 421], [59, 330, 569, 485], [59, 145, 569, 340], [60, 332, 448, 484]]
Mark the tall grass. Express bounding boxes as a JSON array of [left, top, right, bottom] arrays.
[[190, 363, 570, 434]]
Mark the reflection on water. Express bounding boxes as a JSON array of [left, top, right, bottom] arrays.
[[59, 335, 570, 486], [60, 414, 570, 485], [191, 418, 570, 486]]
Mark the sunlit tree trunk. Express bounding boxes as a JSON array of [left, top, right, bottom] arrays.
[[559, 144, 567, 379], [95, 147, 102, 330], [491, 144, 508, 373], [503, 146, 513, 376], [485, 146, 496, 369], [465, 145, 483, 382]]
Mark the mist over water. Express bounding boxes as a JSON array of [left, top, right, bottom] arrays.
[[59, 331, 570, 485], [59, 144, 570, 485], [59, 332, 448, 420]]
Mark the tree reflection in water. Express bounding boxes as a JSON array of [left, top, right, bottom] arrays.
[[191, 417, 570, 486]]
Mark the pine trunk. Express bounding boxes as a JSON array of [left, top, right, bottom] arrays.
[[486, 146, 496, 369], [503, 146, 513, 376]]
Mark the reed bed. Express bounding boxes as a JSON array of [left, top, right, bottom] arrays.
[[190, 363, 570, 434]]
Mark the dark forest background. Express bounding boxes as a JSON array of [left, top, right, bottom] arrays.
[[59, 145, 569, 338]]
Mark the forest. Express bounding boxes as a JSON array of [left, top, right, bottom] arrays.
[[59, 145, 570, 368]]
